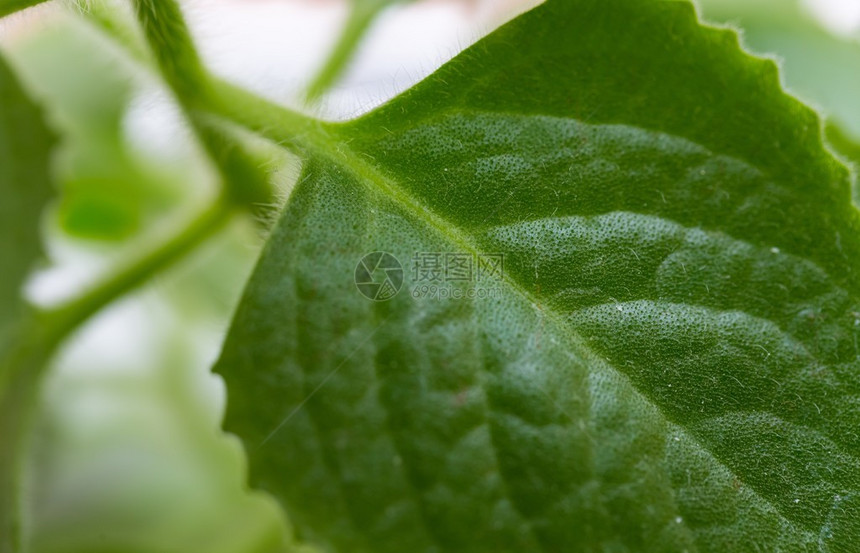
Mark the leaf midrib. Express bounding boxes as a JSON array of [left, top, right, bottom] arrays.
[[298, 124, 817, 535]]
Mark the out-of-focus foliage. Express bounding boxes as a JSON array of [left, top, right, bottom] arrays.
[[0, 44, 55, 553], [2, 8, 297, 553], [305, 0, 416, 101]]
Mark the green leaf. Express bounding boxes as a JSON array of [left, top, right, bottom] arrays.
[[698, 0, 860, 139], [0, 0, 46, 19], [694, 0, 860, 197], [827, 123, 860, 178], [215, 0, 860, 551], [7, 15, 182, 241], [0, 50, 56, 553]]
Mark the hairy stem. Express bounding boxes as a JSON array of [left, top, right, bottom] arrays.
[[131, 0, 209, 107], [208, 80, 327, 155], [82, 2, 324, 157], [305, 0, 395, 102]]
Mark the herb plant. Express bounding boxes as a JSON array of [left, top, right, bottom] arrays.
[[2, 0, 860, 551]]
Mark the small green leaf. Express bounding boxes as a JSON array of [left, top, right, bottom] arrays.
[[0, 50, 56, 553], [216, 0, 860, 551]]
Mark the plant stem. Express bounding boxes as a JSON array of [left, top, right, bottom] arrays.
[[305, 0, 393, 102], [82, 3, 325, 157], [131, 0, 210, 108], [208, 79, 328, 155], [30, 2, 321, 348], [40, 195, 235, 347], [1, 196, 233, 553], [1, 334, 56, 553], [1, 4, 250, 545], [22, 0, 324, 345]]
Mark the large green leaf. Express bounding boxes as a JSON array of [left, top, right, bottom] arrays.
[[0, 51, 56, 553], [215, 0, 860, 550]]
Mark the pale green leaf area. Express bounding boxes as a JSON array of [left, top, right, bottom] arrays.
[[6, 14, 189, 241], [25, 318, 287, 553], [20, 216, 294, 553], [215, 0, 860, 551]]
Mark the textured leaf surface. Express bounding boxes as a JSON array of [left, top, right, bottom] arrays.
[[215, 0, 860, 551], [0, 50, 55, 553]]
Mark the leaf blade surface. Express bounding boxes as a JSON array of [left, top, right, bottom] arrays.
[[216, 1, 860, 551]]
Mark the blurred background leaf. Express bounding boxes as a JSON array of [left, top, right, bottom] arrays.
[[10, 17, 181, 241], [3, 7, 299, 553], [0, 43, 56, 553]]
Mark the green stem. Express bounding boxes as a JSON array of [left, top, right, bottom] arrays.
[[0, 4, 332, 552], [208, 79, 327, 155], [1, 333, 56, 553], [305, 0, 392, 102], [1, 197, 233, 553], [131, 0, 210, 108], [40, 195, 234, 347], [1, 3, 271, 546], [81, 4, 325, 157]]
